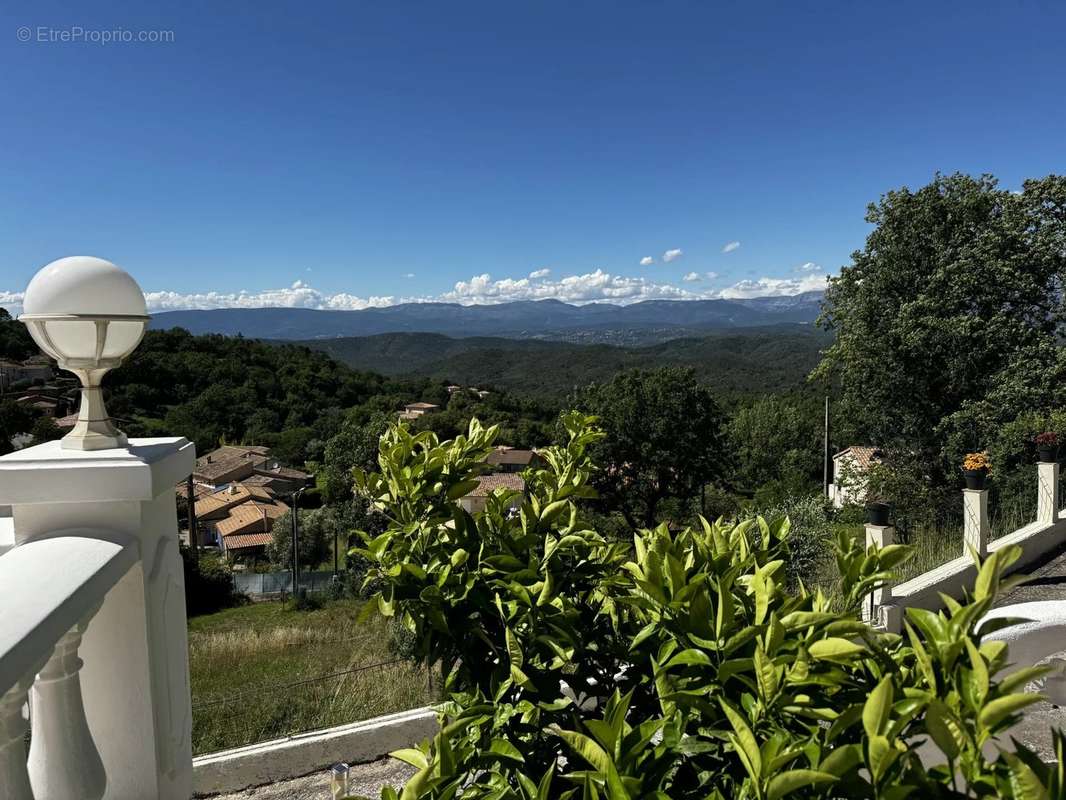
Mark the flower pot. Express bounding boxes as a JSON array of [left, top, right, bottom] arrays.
[[865, 502, 891, 526], [963, 468, 988, 490], [1038, 446, 1058, 463]]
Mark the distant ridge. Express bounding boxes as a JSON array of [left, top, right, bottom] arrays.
[[295, 326, 831, 396], [150, 292, 823, 342]]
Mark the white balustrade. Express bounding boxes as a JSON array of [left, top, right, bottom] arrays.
[[1, 677, 35, 800], [871, 460, 1066, 633], [0, 436, 195, 800], [963, 487, 989, 558], [28, 618, 106, 800]]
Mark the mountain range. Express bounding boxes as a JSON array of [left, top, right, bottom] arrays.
[[150, 292, 824, 344]]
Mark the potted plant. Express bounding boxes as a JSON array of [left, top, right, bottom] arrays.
[[1035, 431, 1059, 463], [864, 497, 891, 526], [962, 451, 991, 490]]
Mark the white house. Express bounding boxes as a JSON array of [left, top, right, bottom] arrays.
[[827, 445, 883, 507]]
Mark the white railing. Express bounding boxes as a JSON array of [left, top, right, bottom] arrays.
[[0, 437, 196, 800], [0, 533, 137, 799], [867, 461, 1065, 631]]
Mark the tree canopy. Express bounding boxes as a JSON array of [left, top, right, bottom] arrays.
[[573, 367, 729, 527], [814, 173, 1066, 470]]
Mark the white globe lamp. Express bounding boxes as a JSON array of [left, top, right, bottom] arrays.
[[19, 256, 149, 451]]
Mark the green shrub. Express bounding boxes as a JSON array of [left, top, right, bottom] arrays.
[[346, 416, 1063, 799], [182, 548, 245, 616]]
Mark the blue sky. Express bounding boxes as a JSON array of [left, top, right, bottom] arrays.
[[2, 0, 1064, 311]]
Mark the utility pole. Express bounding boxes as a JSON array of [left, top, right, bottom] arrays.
[[186, 475, 199, 563], [291, 493, 300, 596], [823, 395, 831, 497], [290, 479, 313, 596]]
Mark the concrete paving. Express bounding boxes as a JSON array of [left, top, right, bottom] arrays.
[[208, 758, 415, 799], [990, 539, 1066, 762]]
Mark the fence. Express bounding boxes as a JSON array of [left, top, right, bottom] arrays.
[[232, 569, 341, 596], [191, 658, 435, 755]]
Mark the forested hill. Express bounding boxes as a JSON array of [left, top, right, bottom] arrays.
[[297, 326, 830, 397]]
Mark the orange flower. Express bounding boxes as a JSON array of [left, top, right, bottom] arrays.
[[963, 451, 991, 472]]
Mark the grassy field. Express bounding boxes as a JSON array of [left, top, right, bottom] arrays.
[[188, 598, 433, 756]]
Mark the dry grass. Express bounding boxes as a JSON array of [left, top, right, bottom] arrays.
[[188, 598, 434, 756]]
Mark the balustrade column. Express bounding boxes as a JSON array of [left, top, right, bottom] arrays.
[[964, 488, 989, 558], [27, 618, 106, 800], [864, 523, 896, 628], [1037, 461, 1059, 525], [0, 676, 34, 800]]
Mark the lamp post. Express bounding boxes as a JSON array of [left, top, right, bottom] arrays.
[[290, 477, 314, 596], [19, 256, 149, 451]]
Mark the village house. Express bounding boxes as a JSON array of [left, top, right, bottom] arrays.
[[486, 445, 543, 473], [827, 445, 883, 507], [186, 482, 290, 558], [459, 472, 526, 514], [0, 356, 53, 392], [398, 401, 440, 421], [191, 444, 310, 494]]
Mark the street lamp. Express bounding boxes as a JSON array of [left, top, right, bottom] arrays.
[[19, 256, 149, 451], [290, 476, 315, 596]]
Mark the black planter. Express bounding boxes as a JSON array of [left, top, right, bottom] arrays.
[[1038, 446, 1058, 463], [963, 468, 988, 490], [865, 502, 891, 527]]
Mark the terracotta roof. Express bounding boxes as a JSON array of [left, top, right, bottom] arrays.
[[486, 447, 538, 467], [468, 473, 526, 497], [253, 464, 309, 482], [405, 402, 439, 410], [222, 532, 274, 550], [833, 446, 883, 470], [174, 482, 215, 502], [194, 483, 276, 519], [215, 500, 289, 538], [240, 474, 282, 492], [54, 413, 80, 429]]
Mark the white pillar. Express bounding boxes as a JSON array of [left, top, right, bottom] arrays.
[[28, 620, 106, 800], [0, 437, 196, 800], [964, 489, 989, 558], [1037, 461, 1059, 525], [864, 524, 895, 626], [0, 677, 34, 800]]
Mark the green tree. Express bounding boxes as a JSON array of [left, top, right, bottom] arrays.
[[29, 415, 63, 446], [0, 399, 36, 455], [814, 173, 1066, 471], [318, 410, 391, 503], [573, 367, 729, 527], [727, 393, 820, 497], [0, 308, 37, 361], [267, 506, 333, 570]]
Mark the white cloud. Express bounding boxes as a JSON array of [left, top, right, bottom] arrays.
[[403, 273, 416, 279], [662, 249, 683, 263], [722, 241, 741, 253], [1, 264, 832, 316], [142, 286, 398, 312], [0, 291, 24, 316], [439, 270, 703, 305], [639, 256, 654, 266], [717, 273, 828, 299], [796, 261, 819, 272]]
